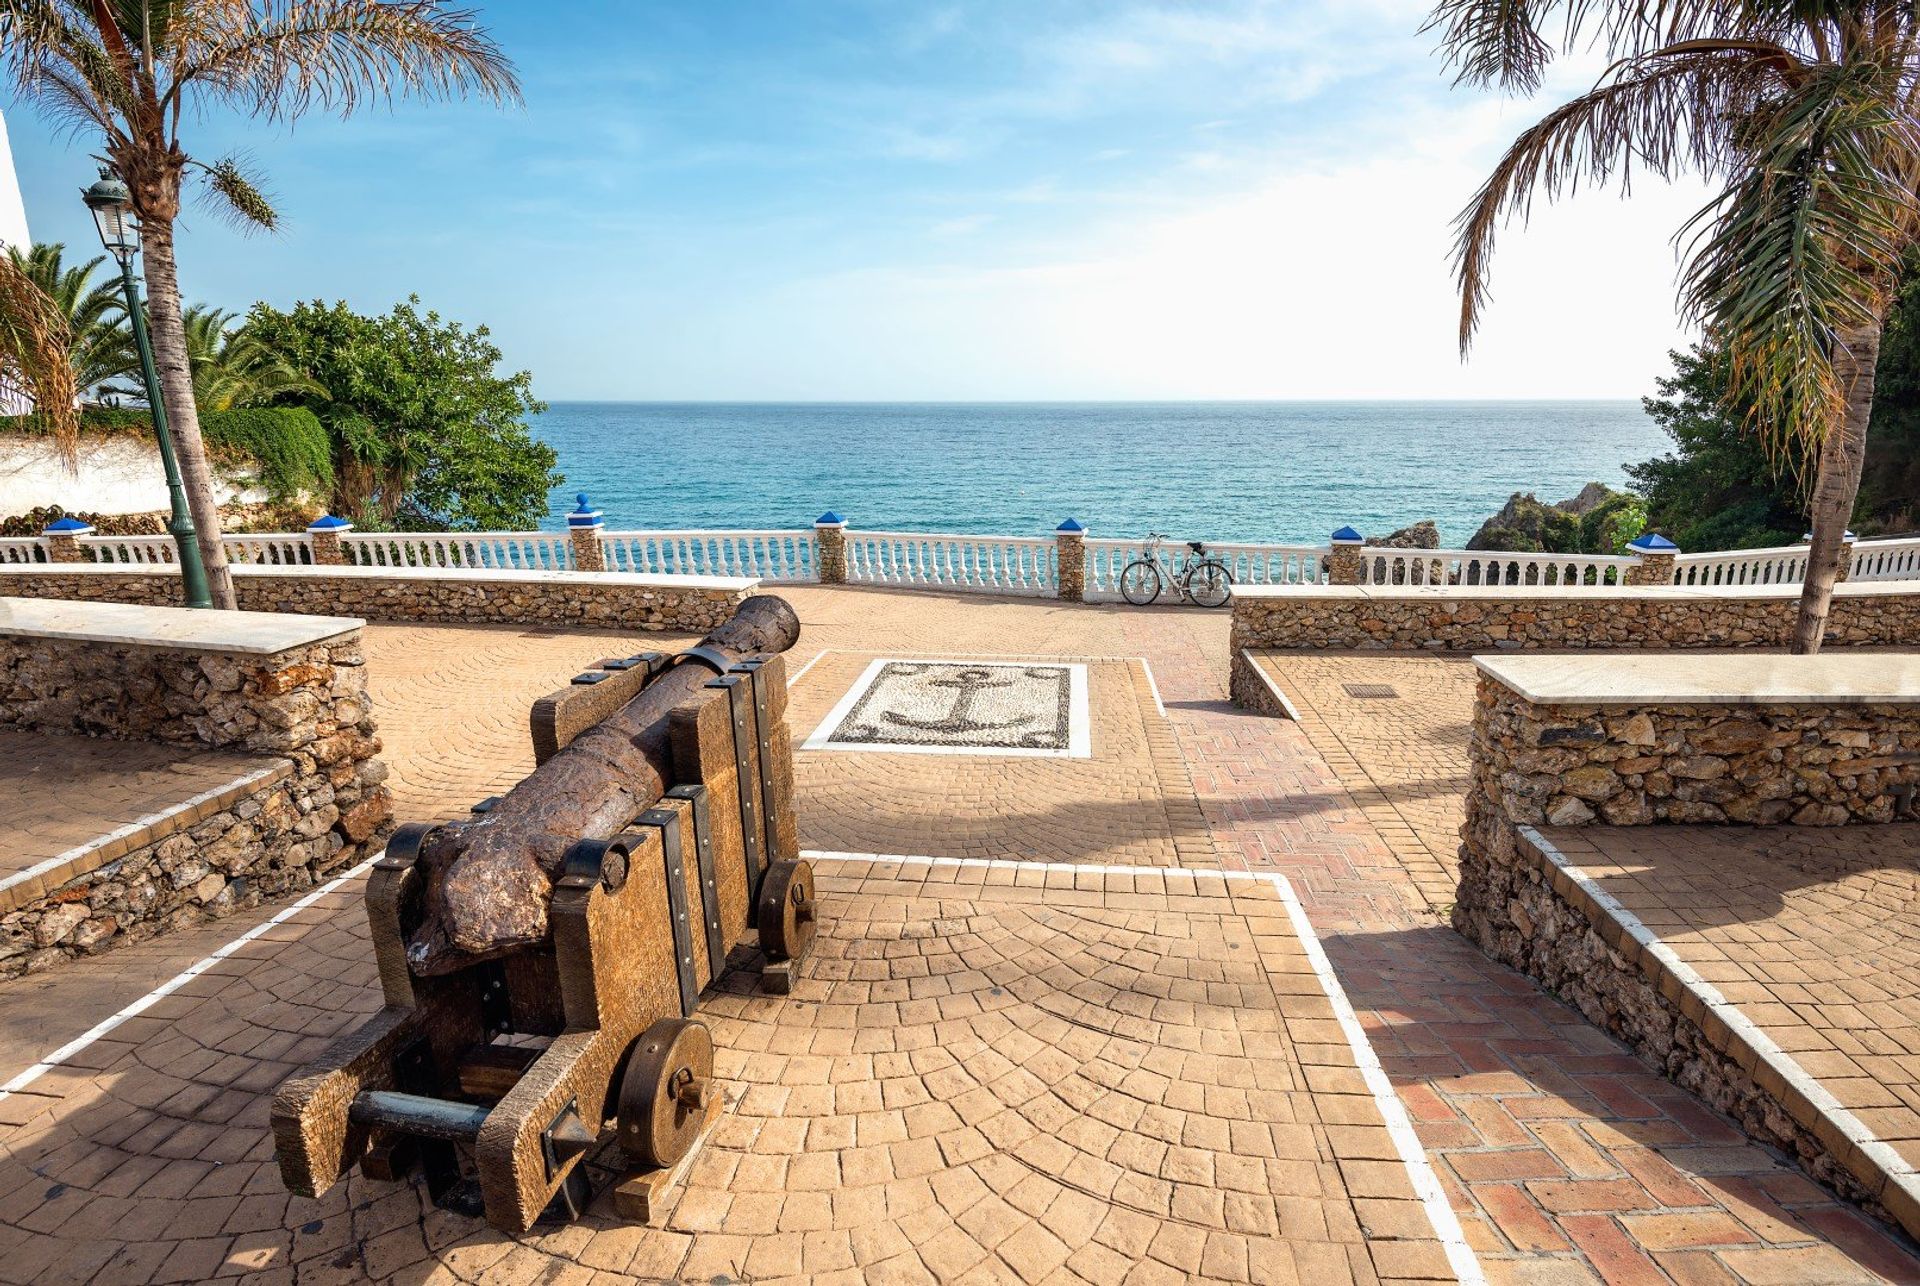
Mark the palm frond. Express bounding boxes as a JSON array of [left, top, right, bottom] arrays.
[[175, 0, 520, 120], [1678, 59, 1920, 461], [1453, 42, 1797, 350], [0, 252, 83, 459]]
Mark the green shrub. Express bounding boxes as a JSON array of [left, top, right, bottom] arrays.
[[0, 405, 333, 501]]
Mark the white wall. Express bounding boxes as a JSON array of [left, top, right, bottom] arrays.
[[0, 434, 266, 516], [0, 110, 27, 254]]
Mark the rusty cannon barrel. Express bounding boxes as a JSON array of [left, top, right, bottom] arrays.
[[407, 593, 801, 976]]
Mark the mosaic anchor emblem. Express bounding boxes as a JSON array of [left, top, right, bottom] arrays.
[[882, 667, 1033, 737], [810, 660, 1084, 755]]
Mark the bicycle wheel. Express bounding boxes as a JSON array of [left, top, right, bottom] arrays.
[[1119, 560, 1162, 606], [1185, 560, 1233, 608]]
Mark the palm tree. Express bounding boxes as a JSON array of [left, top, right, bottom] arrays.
[[10, 242, 134, 395], [0, 251, 79, 443], [1432, 0, 1920, 652], [179, 305, 324, 412], [0, 3, 518, 607]]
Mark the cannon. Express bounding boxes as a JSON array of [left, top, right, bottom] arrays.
[[270, 598, 817, 1234]]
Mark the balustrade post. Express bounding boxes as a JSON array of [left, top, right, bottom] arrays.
[[1055, 518, 1087, 601], [567, 493, 606, 572], [1328, 525, 1365, 585], [1625, 532, 1679, 585], [1802, 529, 1859, 583], [815, 512, 848, 584], [42, 515, 93, 563], [307, 514, 352, 566]]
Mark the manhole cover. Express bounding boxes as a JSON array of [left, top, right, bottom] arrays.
[[1343, 683, 1399, 699]]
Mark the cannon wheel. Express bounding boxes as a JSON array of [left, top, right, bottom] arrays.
[[757, 859, 816, 963], [616, 1018, 714, 1170]]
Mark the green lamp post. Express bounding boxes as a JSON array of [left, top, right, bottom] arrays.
[[81, 170, 212, 609]]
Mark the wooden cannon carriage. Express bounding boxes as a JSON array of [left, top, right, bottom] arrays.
[[270, 618, 816, 1235]]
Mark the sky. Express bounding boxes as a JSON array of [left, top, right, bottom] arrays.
[[3, 0, 1708, 402]]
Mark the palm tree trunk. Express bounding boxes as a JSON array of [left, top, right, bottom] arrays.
[[138, 217, 235, 609], [1792, 321, 1882, 654]]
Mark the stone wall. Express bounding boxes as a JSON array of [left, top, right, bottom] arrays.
[[1454, 659, 1920, 1235], [0, 565, 755, 631], [1231, 583, 1920, 651], [0, 629, 391, 975]]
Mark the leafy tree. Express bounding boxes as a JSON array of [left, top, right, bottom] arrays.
[[177, 305, 325, 413], [1433, 0, 1920, 652], [0, 1, 518, 607], [1629, 347, 1811, 552], [9, 243, 133, 395], [244, 297, 559, 530]]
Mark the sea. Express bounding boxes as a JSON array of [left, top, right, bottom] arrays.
[[530, 401, 1667, 548]]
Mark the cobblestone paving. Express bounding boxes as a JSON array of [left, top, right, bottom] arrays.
[[1214, 651, 1920, 1283], [793, 653, 1215, 866], [0, 730, 271, 880], [1242, 654, 1479, 914], [1540, 825, 1920, 1173], [0, 589, 1917, 1282]]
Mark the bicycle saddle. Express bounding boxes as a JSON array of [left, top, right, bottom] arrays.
[[1187, 540, 1206, 554]]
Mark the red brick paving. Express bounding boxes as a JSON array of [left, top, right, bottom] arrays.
[[0, 588, 1915, 1282]]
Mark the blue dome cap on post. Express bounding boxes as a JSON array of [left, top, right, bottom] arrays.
[[814, 511, 847, 527], [1330, 525, 1364, 544], [42, 515, 94, 535], [306, 513, 353, 533], [1627, 532, 1679, 553], [567, 492, 603, 528], [1056, 518, 1085, 533]]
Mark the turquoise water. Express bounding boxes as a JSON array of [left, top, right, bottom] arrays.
[[531, 401, 1665, 548]]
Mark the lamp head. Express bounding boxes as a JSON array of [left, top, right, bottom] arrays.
[[81, 170, 138, 266]]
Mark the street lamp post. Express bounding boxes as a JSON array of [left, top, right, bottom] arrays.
[[81, 170, 211, 609]]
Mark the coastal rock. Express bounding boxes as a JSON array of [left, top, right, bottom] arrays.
[[1365, 520, 1440, 549], [1466, 482, 1632, 552]]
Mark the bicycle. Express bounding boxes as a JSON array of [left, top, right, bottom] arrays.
[[1119, 533, 1233, 608]]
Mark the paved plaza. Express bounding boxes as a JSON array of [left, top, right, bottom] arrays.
[[0, 588, 1916, 1282]]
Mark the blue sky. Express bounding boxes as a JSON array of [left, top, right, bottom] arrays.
[[4, 0, 1702, 401]]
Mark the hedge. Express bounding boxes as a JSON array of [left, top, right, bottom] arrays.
[[0, 406, 334, 502]]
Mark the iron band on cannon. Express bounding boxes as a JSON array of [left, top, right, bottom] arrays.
[[270, 596, 817, 1234]]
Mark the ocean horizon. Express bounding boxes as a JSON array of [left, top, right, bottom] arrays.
[[530, 399, 1667, 548]]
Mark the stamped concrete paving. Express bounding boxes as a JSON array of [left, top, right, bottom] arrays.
[[0, 588, 1917, 1282], [0, 731, 271, 883], [1536, 825, 1920, 1177]]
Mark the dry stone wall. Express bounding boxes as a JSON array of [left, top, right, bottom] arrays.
[[1455, 669, 1920, 1232], [0, 631, 390, 975], [0, 567, 752, 631], [1231, 586, 1920, 651]]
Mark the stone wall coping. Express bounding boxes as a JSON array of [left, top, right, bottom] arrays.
[[1474, 650, 1920, 705], [0, 561, 760, 593], [1231, 580, 1920, 603], [0, 596, 363, 655]]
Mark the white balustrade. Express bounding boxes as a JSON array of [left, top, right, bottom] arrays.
[[1083, 538, 1327, 599], [340, 531, 572, 571], [1846, 536, 1920, 582], [1671, 546, 1808, 587], [1358, 548, 1636, 589], [845, 531, 1057, 595], [601, 530, 818, 581], [0, 537, 48, 564], [79, 534, 177, 565], [221, 534, 313, 565]]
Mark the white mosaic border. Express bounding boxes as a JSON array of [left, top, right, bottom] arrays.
[[801, 657, 1092, 758]]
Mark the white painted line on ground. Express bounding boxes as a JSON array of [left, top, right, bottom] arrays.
[[1522, 827, 1920, 1201], [784, 649, 830, 688], [1136, 657, 1166, 718], [1267, 871, 1485, 1285], [801, 847, 1487, 1284], [0, 851, 383, 1105]]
